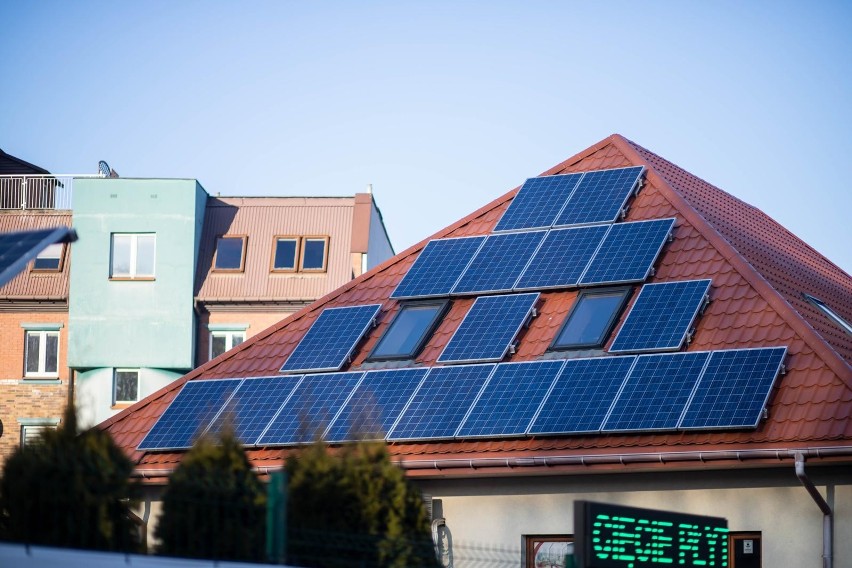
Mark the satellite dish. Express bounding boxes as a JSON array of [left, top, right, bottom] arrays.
[[98, 160, 111, 177]]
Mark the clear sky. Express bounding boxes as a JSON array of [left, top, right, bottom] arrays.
[[2, 1, 851, 273]]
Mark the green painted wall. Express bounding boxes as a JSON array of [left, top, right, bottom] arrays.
[[76, 367, 184, 427], [69, 179, 208, 370]]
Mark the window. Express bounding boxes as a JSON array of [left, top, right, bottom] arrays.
[[114, 369, 140, 404], [369, 300, 449, 361], [300, 236, 329, 271], [271, 236, 299, 271], [24, 330, 59, 377], [803, 293, 852, 335], [551, 288, 630, 350], [20, 422, 58, 448], [111, 233, 155, 278], [210, 330, 246, 360], [32, 243, 65, 271], [213, 235, 247, 271], [524, 535, 573, 568], [729, 532, 761, 567]]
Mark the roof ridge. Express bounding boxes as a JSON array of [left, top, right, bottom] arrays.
[[610, 135, 851, 385]]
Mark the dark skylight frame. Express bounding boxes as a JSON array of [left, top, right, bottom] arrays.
[[368, 299, 450, 361]]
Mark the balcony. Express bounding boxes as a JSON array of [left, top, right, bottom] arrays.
[[0, 174, 103, 210]]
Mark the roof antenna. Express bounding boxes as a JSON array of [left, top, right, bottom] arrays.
[[366, 184, 373, 194]]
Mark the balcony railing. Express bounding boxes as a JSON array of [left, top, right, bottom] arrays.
[[0, 174, 104, 210]]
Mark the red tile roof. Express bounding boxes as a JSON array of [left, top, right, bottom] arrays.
[[101, 135, 852, 477], [0, 211, 72, 300]]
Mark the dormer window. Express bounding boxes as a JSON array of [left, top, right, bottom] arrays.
[[551, 287, 630, 350], [213, 236, 247, 272]]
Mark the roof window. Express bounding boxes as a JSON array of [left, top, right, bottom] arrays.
[[803, 293, 852, 335], [551, 287, 630, 350], [369, 300, 449, 361], [214, 236, 247, 272]]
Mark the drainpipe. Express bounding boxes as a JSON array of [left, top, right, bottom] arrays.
[[795, 453, 832, 568]]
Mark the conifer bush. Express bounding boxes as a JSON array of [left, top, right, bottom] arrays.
[[155, 428, 265, 562], [0, 404, 141, 552], [286, 441, 439, 568]]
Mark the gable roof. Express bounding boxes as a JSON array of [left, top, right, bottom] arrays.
[[100, 134, 852, 478], [0, 148, 50, 175]]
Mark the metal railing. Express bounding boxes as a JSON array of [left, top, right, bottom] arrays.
[[0, 174, 104, 210]]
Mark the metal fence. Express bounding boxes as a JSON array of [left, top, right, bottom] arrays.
[[0, 174, 100, 210]]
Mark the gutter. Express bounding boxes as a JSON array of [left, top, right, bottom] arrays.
[[795, 453, 833, 568]]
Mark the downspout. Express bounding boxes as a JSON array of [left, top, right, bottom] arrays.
[[795, 453, 832, 568]]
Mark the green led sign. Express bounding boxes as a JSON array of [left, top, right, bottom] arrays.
[[574, 501, 728, 568]]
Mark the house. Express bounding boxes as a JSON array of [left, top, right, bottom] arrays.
[[1, 151, 394, 456], [102, 134, 851, 567]]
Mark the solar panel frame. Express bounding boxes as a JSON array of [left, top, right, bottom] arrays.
[[279, 304, 381, 373], [679, 347, 787, 430], [324, 367, 429, 443], [137, 378, 243, 451], [579, 218, 675, 286], [437, 293, 540, 364], [390, 236, 486, 299], [456, 360, 566, 439], [513, 225, 610, 291], [553, 166, 645, 228], [609, 279, 712, 354], [528, 355, 637, 435], [602, 351, 710, 433], [493, 173, 583, 233], [451, 231, 546, 296], [387, 364, 495, 442], [257, 371, 365, 446], [205, 375, 304, 446]]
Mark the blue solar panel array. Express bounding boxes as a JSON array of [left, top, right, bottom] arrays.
[[553, 166, 645, 227], [579, 218, 674, 285], [138, 379, 242, 450], [493, 173, 583, 232], [391, 236, 486, 299], [514, 225, 609, 291], [139, 347, 786, 451], [258, 372, 364, 445], [610, 279, 711, 353], [326, 368, 428, 442], [458, 360, 565, 438], [529, 356, 636, 435], [280, 304, 381, 373], [388, 364, 494, 441], [452, 231, 545, 295], [206, 376, 303, 445], [680, 347, 786, 429], [438, 293, 539, 364], [603, 352, 710, 432]]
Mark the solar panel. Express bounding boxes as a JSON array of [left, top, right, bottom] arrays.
[[437, 293, 539, 364], [451, 231, 546, 295], [387, 364, 494, 441], [680, 347, 786, 429], [391, 236, 486, 299], [137, 379, 242, 450], [206, 375, 303, 445], [280, 304, 381, 373], [457, 360, 565, 438], [609, 279, 711, 353], [602, 351, 710, 432], [493, 173, 583, 232], [0, 226, 77, 288], [514, 225, 609, 291], [257, 372, 364, 445], [528, 356, 636, 435], [325, 368, 428, 443], [579, 218, 674, 285], [554, 166, 644, 227]]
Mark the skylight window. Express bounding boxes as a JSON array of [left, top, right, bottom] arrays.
[[551, 288, 630, 350], [300, 237, 329, 271], [32, 243, 65, 271], [369, 300, 449, 361], [803, 293, 852, 335], [272, 237, 299, 271], [214, 236, 247, 271]]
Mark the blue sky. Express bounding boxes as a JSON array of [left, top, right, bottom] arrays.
[[2, 1, 851, 273]]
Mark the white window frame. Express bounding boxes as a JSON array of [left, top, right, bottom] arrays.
[[18, 418, 60, 448], [110, 233, 156, 279], [209, 329, 247, 360], [113, 368, 141, 404], [22, 326, 61, 378]]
